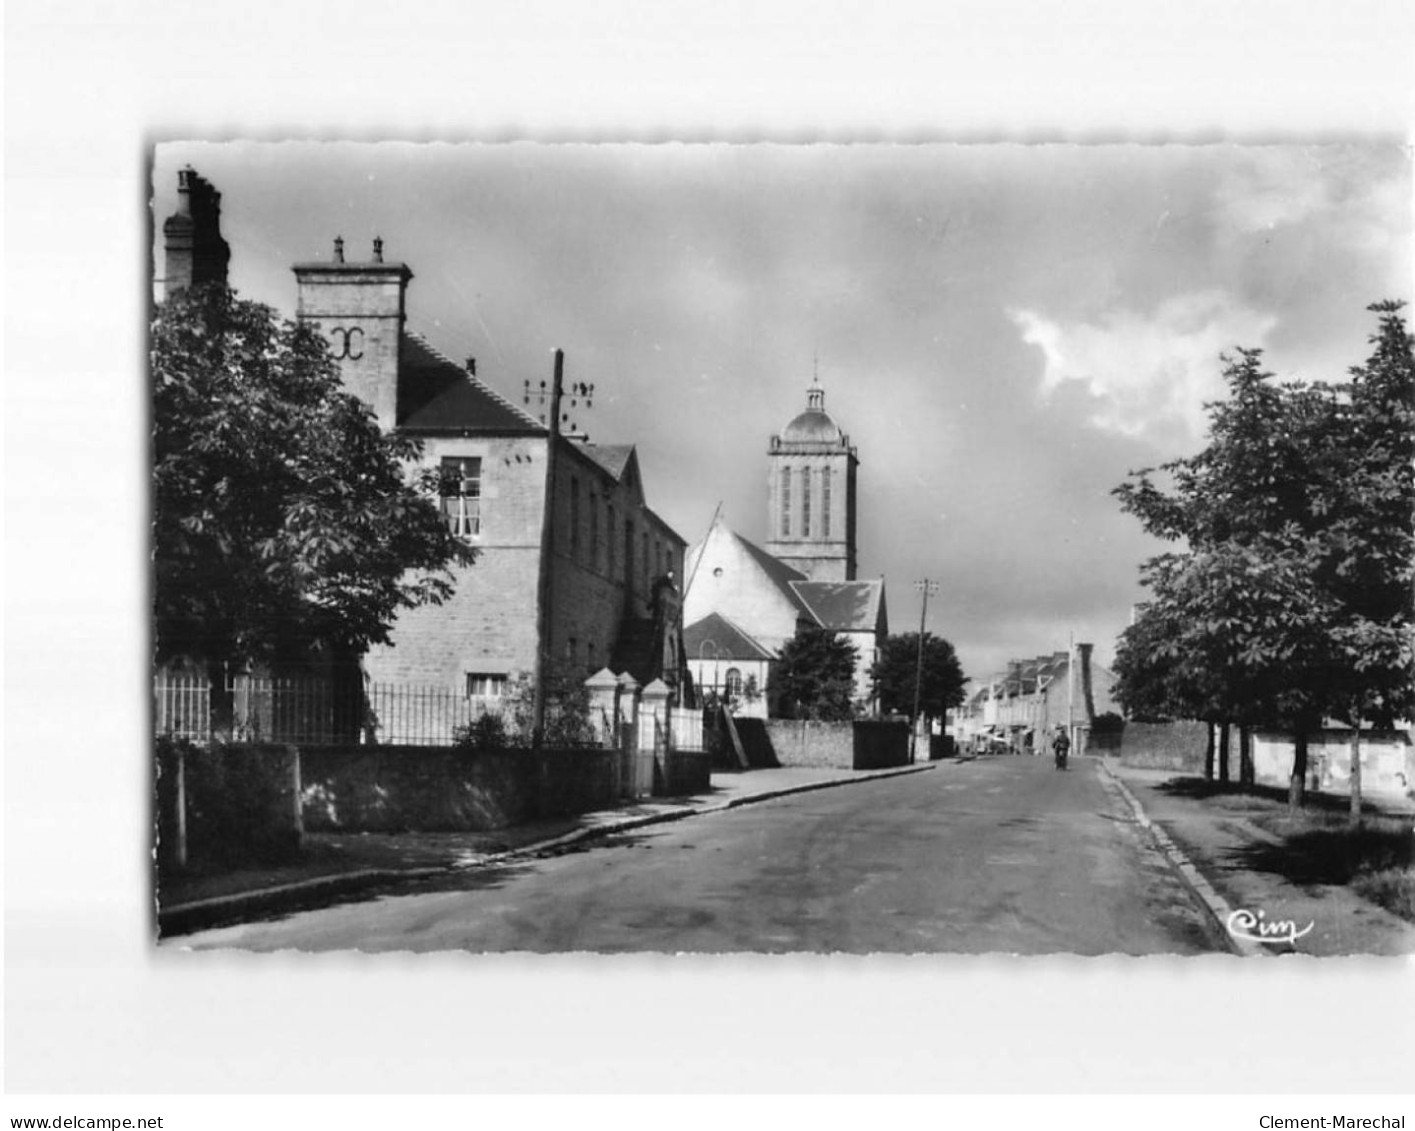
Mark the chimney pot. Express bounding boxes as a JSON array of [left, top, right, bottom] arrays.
[[334, 235, 345, 263], [373, 236, 384, 263]]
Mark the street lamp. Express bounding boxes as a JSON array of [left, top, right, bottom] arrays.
[[911, 579, 939, 763]]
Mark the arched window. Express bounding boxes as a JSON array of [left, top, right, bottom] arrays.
[[725, 667, 743, 700]]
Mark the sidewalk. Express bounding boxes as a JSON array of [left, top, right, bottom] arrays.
[[156, 762, 938, 936], [1103, 760, 1415, 956]]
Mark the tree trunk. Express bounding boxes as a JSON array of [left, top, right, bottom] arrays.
[[1349, 713, 1364, 827], [1239, 726, 1253, 788], [1218, 722, 1231, 785], [1288, 724, 1308, 811], [1204, 722, 1216, 781]]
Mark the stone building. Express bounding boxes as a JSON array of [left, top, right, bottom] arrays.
[[949, 645, 1120, 754], [683, 382, 887, 715], [292, 239, 687, 711]]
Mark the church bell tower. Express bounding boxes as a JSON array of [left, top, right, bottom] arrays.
[[764, 381, 858, 581]]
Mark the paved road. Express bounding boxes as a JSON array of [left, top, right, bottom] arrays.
[[167, 756, 1228, 954]]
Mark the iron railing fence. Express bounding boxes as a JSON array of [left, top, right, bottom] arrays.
[[153, 670, 502, 747]]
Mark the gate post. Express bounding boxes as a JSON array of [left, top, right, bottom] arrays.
[[584, 667, 620, 748]]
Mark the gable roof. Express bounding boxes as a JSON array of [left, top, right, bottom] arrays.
[[683, 613, 775, 662], [397, 332, 545, 432], [790, 579, 886, 634]]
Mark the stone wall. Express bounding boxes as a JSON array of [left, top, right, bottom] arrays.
[[155, 741, 303, 871], [299, 745, 620, 833], [764, 719, 855, 769], [1117, 721, 1209, 772], [1252, 730, 1414, 799]]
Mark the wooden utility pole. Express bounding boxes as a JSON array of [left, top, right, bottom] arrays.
[[531, 349, 565, 752], [911, 579, 939, 762]]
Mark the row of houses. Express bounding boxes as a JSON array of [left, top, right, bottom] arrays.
[[948, 644, 1120, 755], [157, 168, 888, 735]]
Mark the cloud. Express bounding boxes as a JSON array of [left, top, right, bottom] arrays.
[[1010, 291, 1278, 442]]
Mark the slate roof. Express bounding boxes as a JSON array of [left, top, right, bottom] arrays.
[[790, 579, 886, 633], [397, 332, 545, 432], [575, 443, 634, 480], [683, 612, 775, 662]]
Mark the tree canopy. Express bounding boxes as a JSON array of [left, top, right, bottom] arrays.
[[152, 284, 474, 669], [872, 632, 967, 720], [1112, 302, 1414, 808], [774, 628, 860, 721]]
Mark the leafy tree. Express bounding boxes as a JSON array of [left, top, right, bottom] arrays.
[[774, 628, 859, 721], [152, 284, 473, 684], [871, 632, 966, 723], [1113, 305, 1414, 816]]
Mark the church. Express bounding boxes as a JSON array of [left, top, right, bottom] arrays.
[[682, 383, 888, 718]]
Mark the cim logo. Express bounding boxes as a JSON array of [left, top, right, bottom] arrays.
[[1227, 907, 1314, 947]]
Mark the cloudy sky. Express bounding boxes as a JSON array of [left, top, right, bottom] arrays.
[[151, 141, 1412, 679]]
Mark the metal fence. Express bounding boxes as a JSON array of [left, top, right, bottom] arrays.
[[153, 670, 497, 747]]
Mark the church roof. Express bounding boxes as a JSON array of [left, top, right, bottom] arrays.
[[397, 332, 545, 432], [575, 443, 635, 480], [780, 407, 843, 443], [790, 579, 887, 634], [683, 613, 775, 662]]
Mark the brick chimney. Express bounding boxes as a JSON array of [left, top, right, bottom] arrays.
[[161, 167, 231, 297], [1076, 642, 1097, 723], [293, 238, 412, 431]]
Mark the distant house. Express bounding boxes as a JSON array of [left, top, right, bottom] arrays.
[[291, 239, 688, 710], [950, 645, 1119, 753], [683, 384, 888, 716]]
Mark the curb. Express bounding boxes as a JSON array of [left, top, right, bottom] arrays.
[[158, 761, 936, 936], [1097, 761, 1266, 958]]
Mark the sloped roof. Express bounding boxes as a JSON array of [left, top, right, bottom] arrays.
[[728, 529, 816, 621], [397, 332, 545, 432], [790, 579, 885, 633], [683, 613, 775, 662], [575, 443, 634, 480]]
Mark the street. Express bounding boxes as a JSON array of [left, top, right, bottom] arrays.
[[167, 756, 1228, 954]]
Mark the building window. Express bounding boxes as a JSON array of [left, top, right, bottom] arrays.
[[642, 530, 650, 594], [822, 466, 832, 538], [590, 492, 600, 570], [802, 467, 812, 538], [607, 505, 617, 577], [624, 519, 635, 589], [569, 477, 580, 561], [780, 467, 791, 537], [465, 672, 506, 699], [441, 457, 482, 538], [725, 667, 743, 700]]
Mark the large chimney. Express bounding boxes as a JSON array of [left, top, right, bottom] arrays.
[[293, 238, 412, 431], [161, 167, 231, 298], [1077, 642, 1097, 723]]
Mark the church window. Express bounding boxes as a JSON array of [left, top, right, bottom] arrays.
[[802, 467, 812, 537], [822, 467, 832, 538], [780, 467, 792, 537], [440, 457, 482, 539], [725, 668, 743, 700]]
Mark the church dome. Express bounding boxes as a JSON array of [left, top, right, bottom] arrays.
[[779, 382, 842, 443], [781, 407, 843, 443]]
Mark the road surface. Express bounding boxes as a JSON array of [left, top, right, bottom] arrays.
[[167, 755, 1227, 954]]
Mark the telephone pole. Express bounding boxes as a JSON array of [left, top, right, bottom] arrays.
[[531, 350, 566, 752], [911, 579, 939, 762]]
